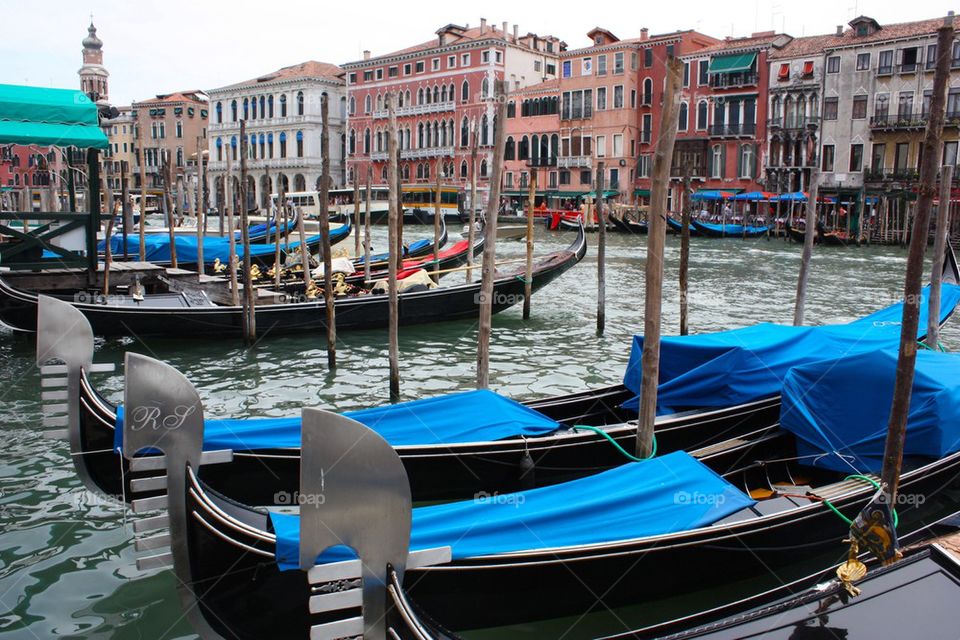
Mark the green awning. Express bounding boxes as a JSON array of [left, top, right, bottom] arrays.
[[584, 190, 619, 198], [708, 52, 757, 74], [502, 190, 548, 197], [634, 188, 651, 197], [0, 84, 108, 149]]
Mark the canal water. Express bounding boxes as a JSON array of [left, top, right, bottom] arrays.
[[0, 225, 957, 639]]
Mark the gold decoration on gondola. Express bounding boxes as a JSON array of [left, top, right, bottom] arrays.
[[249, 264, 263, 281], [835, 539, 868, 597], [305, 280, 320, 299], [212, 258, 226, 273]]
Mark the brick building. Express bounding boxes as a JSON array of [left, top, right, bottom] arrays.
[[132, 90, 209, 188], [343, 19, 562, 210]]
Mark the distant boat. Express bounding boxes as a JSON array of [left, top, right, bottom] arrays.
[[691, 219, 769, 238]]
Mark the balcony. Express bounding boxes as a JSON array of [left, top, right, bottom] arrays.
[[372, 101, 456, 120], [766, 156, 818, 170], [209, 115, 319, 132], [870, 111, 960, 130], [708, 72, 759, 89], [558, 156, 591, 168], [560, 107, 594, 122], [527, 156, 558, 168], [369, 146, 455, 162], [708, 123, 757, 138], [897, 62, 919, 74], [767, 116, 820, 132], [205, 157, 318, 172], [865, 167, 920, 183]]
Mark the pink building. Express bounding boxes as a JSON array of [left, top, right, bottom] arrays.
[[343, 19, 562, 209], [502, 79, 559, 204]]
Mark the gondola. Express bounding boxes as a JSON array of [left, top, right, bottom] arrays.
[[1, 223, 585, 337], [33, 245, 959, 508], [786, 221, 855, 246], [666, 216, 698, 236], [105, 351, 960, 635], [609, 211, 648, 234], [691, 219, 769, 238], [350, 217, 448, 268]]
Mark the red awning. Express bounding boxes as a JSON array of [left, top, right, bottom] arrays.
[[778, 63, 790, 80], [802, 61, 814, 76]]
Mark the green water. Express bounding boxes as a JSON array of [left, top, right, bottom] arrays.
[[0, 226, 956, 639]]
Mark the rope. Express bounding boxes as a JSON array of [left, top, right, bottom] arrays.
[[572, 425, 656, 462], [918, 340, 950, 352], [820, 474, 898, 528]]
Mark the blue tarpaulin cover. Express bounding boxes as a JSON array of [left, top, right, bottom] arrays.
[[115, 389, 561, 450], [692, 220, 769, 235], [622, 284, 960, 413], [780, 350, 960, 473], [268, 450, 756, 570]]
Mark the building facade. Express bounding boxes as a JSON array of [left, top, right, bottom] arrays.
[[131, 90, 208, 188], [672, 32, 792, 209], [206, 61, 345, 210], [818, 16, 960, 198], [343, 19, 562, 209], [502, 79, 560, 199]]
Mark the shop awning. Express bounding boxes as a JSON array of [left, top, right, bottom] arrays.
[[502, 190, 548, 197], [634, 188, 651, 197], [0, 84, 109, 149], [584, 190, 619, 198], [708, 52, 757, 74]]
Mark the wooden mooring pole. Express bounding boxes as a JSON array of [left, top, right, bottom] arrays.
[[477, 81, 508, 390], [319, 93, 337, 369], [433, 162, 442, 282], [387, 93, 402, 401], [596, 161, 606, 336], [226, 149, 239, 306], [679, 168, 692, 335], [636, 56, 682, 458], [881, 13, 954, 505], [138, 119, 147, 261], [467, 123, 479, 281], [121, 161, 131, 261], [239, 120, 256, 342], [927, 164, 954, 349], [523, 171, 536, 319], [353, 178, 361, 258], [102, 167, 115, 296], [793, 171, 820, 326], [364, 170, 372, 283], [161, 151, 178, 268]]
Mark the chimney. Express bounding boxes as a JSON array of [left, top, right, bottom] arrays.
[[480, 18, 487, 34], [363, 49, 371, 60], [836, 25, 843, 36], [502, 21, 509, 37], [513, 24, 519, 42], [640, 27, 649, 41]]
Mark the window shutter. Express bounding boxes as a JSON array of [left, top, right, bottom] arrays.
[[720, 145, 727, 179], [751, 143, 758, 178]]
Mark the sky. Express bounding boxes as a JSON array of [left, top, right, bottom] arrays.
[[0, 0, 952, 106]]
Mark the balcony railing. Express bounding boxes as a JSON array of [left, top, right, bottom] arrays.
[[708, 123, 757, 137], [372, 101, 456, 120], [558, 156, 591, 168], [897, 62, 919, 74], [527, 156, 558, 167], [767, 116, 820, 131], [865, 167, 920, 182], [765, 156, 818, 170], [870, 111, 960, 130], [708, 72, 759, 89], [369, 146, 455, 162]]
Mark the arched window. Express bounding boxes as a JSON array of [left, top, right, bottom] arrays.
[[481, 77, 490, 99], [441, 85, 447, 102], [296, 130, 304, 157], [678, 102, 688, 131], [349, 129, 356, 154], [259, 96, 266, 118], [460, 117, 469, 147], [460, 160, 468, 178], [364, 128, 371, 154], [251, 97, 257, 119], [248, 134, 256, 158], [382, 166, 388, 182], [550, 134, 559, 160], [215, 102, 223, 124], [425, 87, 432, 104], [268, 95, 274, 118], [280, 94, 287, 117], [296, 91, 304, 115], [349, 96, 356, 115], [710, 144, 723, 178], [423, 162, 430, 180], [434, 121, 440, 147], [259, 133, 266, 158], [481, 114, 489, 145], [398, 92, 404, 108], [416, 163, 424, 180], [417, 88, 424, 105], [697, 101, 709, 130], [505, 136, 515, 160], [531, 134, 540, 162], [376, 130, 383, 153], [279, 132, 287, 158], [267, 132, 274, 157], [433, 86, 440, 103], [519, 135, 529, 160], [418, 123, 424, 148], [243, 98, 249, 120], [365, 95, 372, 113], [643, 78, 653, 105], [480, 159, 488, 177], [461, 80, 469, 102], [230, 136, 237, 160], [739, 144, 754, 178], [216, 137, 223, 161], [539, 135, 549, 160], [447, 120, 454, 147], [440, 121, 447, 146], [376, 94, 383, 111], [448, 84, 455, 102]]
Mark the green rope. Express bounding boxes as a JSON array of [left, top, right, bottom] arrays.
[[820, 474, 898, 528], [572, 425, 656, 462], [918, 340, 950, 353]]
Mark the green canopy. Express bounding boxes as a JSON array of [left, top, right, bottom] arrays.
[[708, 52, 757, 74], [634, 188, 651, 197], [584, 190, 619, 198], [0, 84, 109, 149]]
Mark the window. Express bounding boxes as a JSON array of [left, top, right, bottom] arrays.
[[894, 142, 909, 170], [642, 114, 652, 143], [597, 54, 607, 76], [582, 57, 593, 75], [448, 56, 456, 68], [534, 60, 542, 72], [559, 170, 570, 185], [823, 97, 838, 120], [614, 85, 624, 109], [948, 88, 960, 117], [495, 51, 502, 63], [849, 144, 863, 171], [462, 53, 470, 66], [461, 80, 469, 103], [856, 53, 871, 71], [901, 47, 919, 72], [580, 169, 592, 185], [175, 120, 183, 138], [827, 56, 840, 73], [348, 72, 357, 84], [821, 144, 835, 171], [297, 91, 304, 115], [710, 145, 723, 178], [638, 155, 650, 178], [644, 48, 653, 68], [546, 63, 556, 75], [374, 69, 382, 80], [158, 122, 165, 138], [898, 91, 914, 118], [852, 95, 867, 119], [388, 66, 398, 78], [678, 102, 688, 131], [415, 61, 425, 73], [698, 60, 709, 85], [953, 41, 960, 67], [739, 145, 754, 178], [875, 93, 889, 118], [683, 62, 690, 87], [432, 58, 440, 71], [778, 63, 790, 80], [642, 78, 653, 105], [697, 101, 708, 130], [596, 135, 606, 157], [878, 50, 894, 74], [562, 60, 572, 78], [612, 133, 623, 157], [215, 102, 222, 123], [482, 51, 490, 64], [614, 52, 624, 74], [871, 143, 885, 171], [279, 94, 287, 117], [943, 140, 958, 166], [597, 87, 607, 110]]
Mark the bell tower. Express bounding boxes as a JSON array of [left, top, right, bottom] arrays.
[[78, 19, 109, 103]]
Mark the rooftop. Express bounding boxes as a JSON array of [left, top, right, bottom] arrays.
[[135, 90, 208, 105], [212, 61, 344, 92], [693, 32, 792, 55]]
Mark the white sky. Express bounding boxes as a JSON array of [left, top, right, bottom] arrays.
[[0, 0, 951, 106]]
